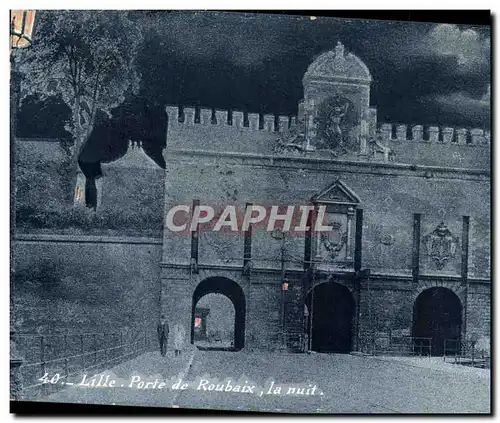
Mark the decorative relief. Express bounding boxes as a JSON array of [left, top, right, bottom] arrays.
[[273, 121, 307, 155], [320, 221, 348, 260], [422, 222, 459, 270], [381, 234, 395, 246], [314, 95, 357, 155], [369, 132, 395, 162]]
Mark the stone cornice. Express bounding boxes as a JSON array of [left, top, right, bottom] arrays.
[[160, 262, 490, 285], [15, 233, 163, 245], [165, 149, 490, 180]]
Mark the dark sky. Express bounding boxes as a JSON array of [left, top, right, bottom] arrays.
[[18, 11, 491, 165]]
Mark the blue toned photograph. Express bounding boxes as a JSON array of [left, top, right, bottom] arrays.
[[10, 10, 491, 414]]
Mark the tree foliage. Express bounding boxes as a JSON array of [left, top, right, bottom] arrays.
[[15, 11, 142, 168]]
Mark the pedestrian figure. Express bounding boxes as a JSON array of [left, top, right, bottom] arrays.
[[157, 315, 169, 357], [173, 323, 185, 357]]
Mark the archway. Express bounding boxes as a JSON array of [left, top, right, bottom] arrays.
[[191, 277, 245, 351], [306, 282, 355, 353], [412, 287, 462, 356]]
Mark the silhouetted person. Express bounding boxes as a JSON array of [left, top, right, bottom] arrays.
[[173, 323, 185, 357], [157, 315, 169, 357]]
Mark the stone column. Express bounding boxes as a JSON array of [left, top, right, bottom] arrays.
[[359, 108, 369, 157], [304, 98, 317, 147], [359, 120, 368, 157], [346, 207, 355, 260]]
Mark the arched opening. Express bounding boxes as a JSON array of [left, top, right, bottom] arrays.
[[412, 287, 462, 356], [191, 277, 245, 351], [194, 294, 235, 349], [306, 282, 355, 353]]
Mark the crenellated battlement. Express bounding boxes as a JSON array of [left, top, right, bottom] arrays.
[[377, 123, 490, 146], [166, 105, 296, 134], [166, 106, 490, 147], [165, 104, 490, 171]]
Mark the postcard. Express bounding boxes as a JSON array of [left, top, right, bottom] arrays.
[[10, 10, 491, 414]]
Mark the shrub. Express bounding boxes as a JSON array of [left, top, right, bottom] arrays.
[[16, 201, 163, 237]]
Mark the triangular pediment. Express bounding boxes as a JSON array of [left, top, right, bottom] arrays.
[[312, 179, 361, 205]]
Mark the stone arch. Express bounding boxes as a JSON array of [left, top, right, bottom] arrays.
[[191, 276, 246, 351], [412, 280, 464, 305], [305, 280, 356, 353], [412, 286, 462, 356]]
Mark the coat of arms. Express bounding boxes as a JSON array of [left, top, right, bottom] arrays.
[[422, 222, 459, 270], [320, 221, 348, 260]]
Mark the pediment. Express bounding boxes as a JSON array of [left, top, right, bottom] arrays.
[[312, 179, 361, 205]]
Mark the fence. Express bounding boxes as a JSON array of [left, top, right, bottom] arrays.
[[443, 339, 490, 368], [10, 329, 154, 400], [371, 335, 432, 357], [286, 331, 306, 353]]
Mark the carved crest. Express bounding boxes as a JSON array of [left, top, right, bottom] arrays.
[[422, 222, 459, 270], [320, 222, 348, 260]]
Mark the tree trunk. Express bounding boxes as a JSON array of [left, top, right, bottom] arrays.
[[67, 95, 94, 206], [66, 131, 89, 206]]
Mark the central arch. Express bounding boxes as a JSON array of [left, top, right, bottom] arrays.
[[191, 277, 246, 351], [306, 282, 355, 353], [412, 287, 462, 356]]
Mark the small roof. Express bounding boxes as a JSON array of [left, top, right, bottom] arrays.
[[303, 41, 372, 86], [103, 140, 160, 169]]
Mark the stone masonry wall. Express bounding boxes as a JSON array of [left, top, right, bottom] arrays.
[[162, 154, 490, 278], [12, 234, 162, 344]]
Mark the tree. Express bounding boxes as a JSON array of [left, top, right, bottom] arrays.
[[15, 11, 142, 199]]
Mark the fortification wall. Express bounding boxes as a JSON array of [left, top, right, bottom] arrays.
[[162, 155, 490, 280], [166, 106, 292, 155], [377, 123, 490, 169], [16, 139, 70, 208], [12, 234, 162, 339], [165, 106, 490, 170]]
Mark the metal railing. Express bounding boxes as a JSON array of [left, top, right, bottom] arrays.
[[372, 335, 432, 357], [11, 330, 153, 400], [285, 331, 305, 352], [443, 339, 490, 368]]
